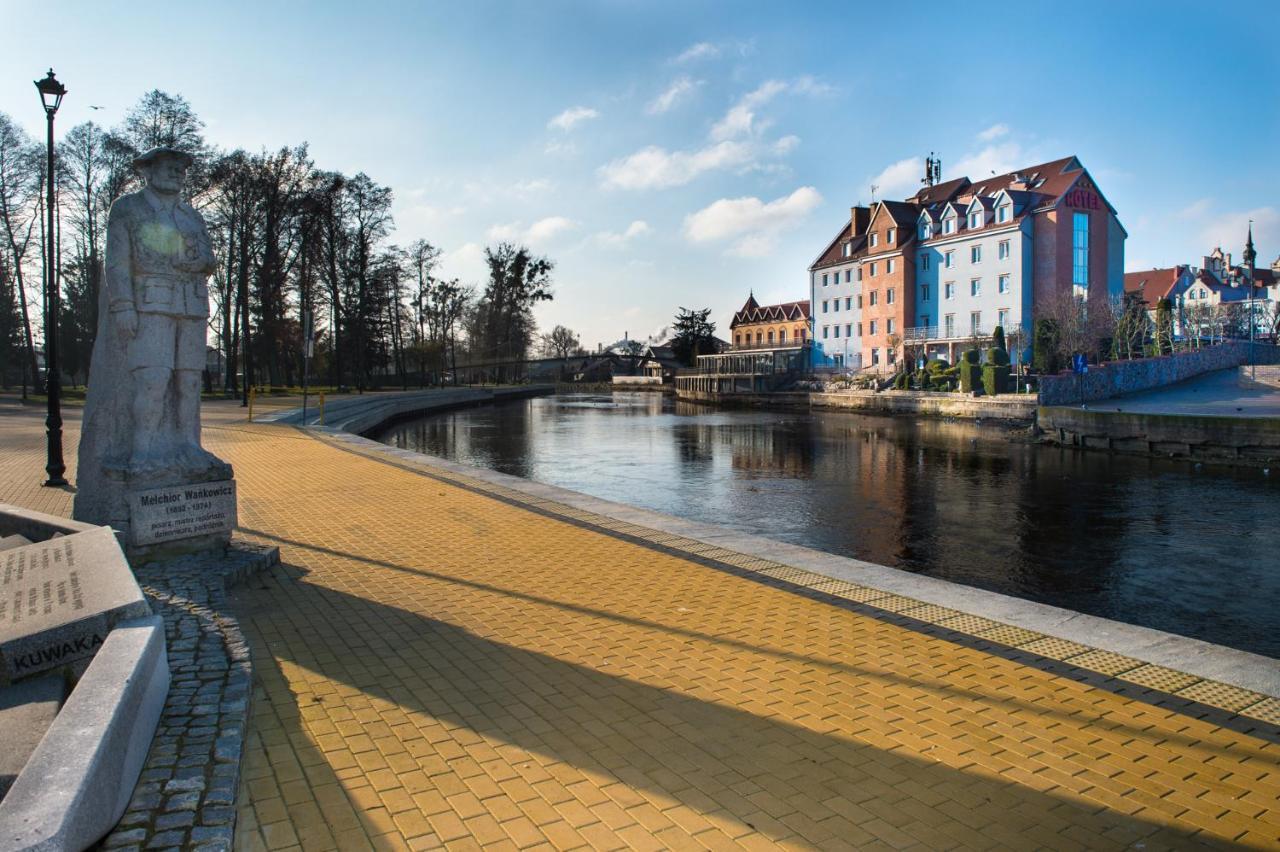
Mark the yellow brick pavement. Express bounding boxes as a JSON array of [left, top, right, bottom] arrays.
[[2, 398, 1279, 850]]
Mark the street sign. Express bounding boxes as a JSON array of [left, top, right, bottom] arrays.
[[1072, 353, 1088, 374]]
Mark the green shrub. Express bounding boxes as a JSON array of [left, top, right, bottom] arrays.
[[992, 325, 1007, 354], [959, 349, 983, 393], [893, 371, 910, 390], [925, 357, 950, 374], [986, 347, 1010, 367], [1033, 319, 1061, 373], [982, 363, 1009, 395], [962, 349, 979, 364]]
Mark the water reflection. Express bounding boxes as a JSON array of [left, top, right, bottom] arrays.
[[377, 392, 1280, 658]]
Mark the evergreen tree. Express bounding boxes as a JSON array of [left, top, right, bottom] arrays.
[[671, 307, 717, 366]]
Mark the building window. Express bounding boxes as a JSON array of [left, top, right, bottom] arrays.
[[887, 228, 896, 244], [944, 250, 955, 269], [943, 216, 955, 235], [845, 269, 852, 283], [822, 300, 828, 313], [944, 314, 955, 337], [869, 261, 877, 277], [998, 273, 1010, 294], [869, 319, 878, 335], [920, 222, 931, 240], [887, 318, 895, 334], [968, 211, 982, 229], [872, 348, 880, 365], [735, 334, 741, 346], [845, 297, 852, 310], [888, 348, 896, 365], [767, 330, 774, 343], [998, 309, 1009, 328], [971, 278, 981, 297], [822, 273, 828, 286], [1073, 212, 1089, 289], [857, 322, 862, 337], [856, 267, 863, 281], [997, 204, 1010, 223], [869, 291, 878, 306], [779, 328, 787, 342], [921, 283, 930, 301], [944, 281, 955, 299], [833, 299, 840, 312], [845, 324, 851, 337], [823, 326, 829, 339], [870, 232, 879, 248], [921, 314, 930, 329], [842, 242, 852, 258], [833, 325, 840, 338], [756, 332, 762, 343], [920, 253, 930, 270], [857, 294, 863, 308], [887, 288, 895, 304], [887, 258, 896, 274], [998, 240, 1010, 260], [971, 311, 981, 336], [971, 245, 982, 263]]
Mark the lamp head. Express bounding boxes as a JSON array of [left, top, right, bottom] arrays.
[[34, 69, 66, 116]]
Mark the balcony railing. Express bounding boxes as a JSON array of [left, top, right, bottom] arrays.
[[905, 321, 1026, 342], [731, 339, 806, 351]]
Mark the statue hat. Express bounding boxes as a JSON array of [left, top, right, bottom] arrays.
[[132, 146, 195, 170]]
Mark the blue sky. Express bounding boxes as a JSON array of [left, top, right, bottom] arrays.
[[3, 1, 1277, 346]]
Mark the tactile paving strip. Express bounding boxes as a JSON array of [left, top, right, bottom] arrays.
[[1019, 636, 1093, 661], [1065, 649, 1144, 677], [1120, 664, 1202, 694], [974, 624, 1043, 648], [1240, 697, 1280, 725], [1176, 680, 1267, 713]]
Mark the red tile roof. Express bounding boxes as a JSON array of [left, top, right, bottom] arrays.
[[1124, 267, 1183, 304], [731, 298, 810, 328]]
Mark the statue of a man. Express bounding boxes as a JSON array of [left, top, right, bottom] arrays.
[[75, 147, 232, 538], [105, 147, 216, 471]]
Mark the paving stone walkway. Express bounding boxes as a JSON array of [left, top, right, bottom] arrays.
[[2, 398, 1279, 850]]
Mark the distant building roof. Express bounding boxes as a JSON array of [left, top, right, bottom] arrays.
[[731, 297, 810, 329]]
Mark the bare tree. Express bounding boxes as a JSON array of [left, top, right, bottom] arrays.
[[539, 325, 580, 359], [0, 113, 41, 391]]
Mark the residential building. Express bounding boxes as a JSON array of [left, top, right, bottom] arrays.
[[729, 294, 810, 350], [809, 155, 1127, 370]]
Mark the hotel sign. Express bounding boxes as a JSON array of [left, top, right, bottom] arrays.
[[1063, 188, 1101, 210]]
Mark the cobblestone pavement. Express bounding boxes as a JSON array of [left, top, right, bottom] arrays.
[[2, 399, 1279, 850]]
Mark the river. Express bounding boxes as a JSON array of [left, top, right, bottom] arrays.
[[374, 392, 1280, 658]]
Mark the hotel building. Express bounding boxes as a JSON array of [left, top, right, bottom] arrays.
[[809, 156, 1126, 370], [729, 295, 810, 349]]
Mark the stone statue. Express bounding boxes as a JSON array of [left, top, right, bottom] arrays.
[[75, 148, 236, 558]]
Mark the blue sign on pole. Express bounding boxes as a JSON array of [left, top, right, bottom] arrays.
[[1072, 353, 1088, 374]]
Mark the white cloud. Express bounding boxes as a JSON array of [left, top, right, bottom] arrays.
[[951, 143, 1027, 182], [977, 123, 1009, 142], [439, 242, 487, 284], [487, 216, 577, 246], [1178, 197, 1213, 220], [710, 79, 787, 141], [672, 41, 719, 63], [772, 135, 800, 155], [598, 140, 754, 190], [683, 186, 822, 257], [647, 77, 700, 114], [868, 157, 924, 200], [1200, 207, 1278, 256], [548, 106, 599, 132], [527, 216, 575, 244], [512, 178, 554, 197], [595, 220, 652, 249]]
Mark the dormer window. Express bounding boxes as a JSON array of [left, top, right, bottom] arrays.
[[968, 210, 982, 229], [943, 215, 956, 235], [887, 228, 896, 244], [997, 204, 1011, 223], [870, 232, 879, 248], [919, 222, 931, 240], [842, 242, 852, 258]]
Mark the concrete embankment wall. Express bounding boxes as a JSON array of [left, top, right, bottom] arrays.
[[676, 388, 1036, 422], [270, 386, 554, 435], [1039, 406, 1280, 463], [811, 391, 1035, 422], [1039, 342, 1280, 405]]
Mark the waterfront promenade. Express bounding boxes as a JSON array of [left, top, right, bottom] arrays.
[[2, 397, 1279, 849]]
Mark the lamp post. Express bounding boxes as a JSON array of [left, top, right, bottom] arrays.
[[35, 69, 67, 487]]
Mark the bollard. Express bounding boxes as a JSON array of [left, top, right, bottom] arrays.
[[319, 392, 325, 426], [248, 387, 255, 422]]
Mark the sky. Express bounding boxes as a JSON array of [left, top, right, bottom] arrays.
[[2, 0, 1277, 348]]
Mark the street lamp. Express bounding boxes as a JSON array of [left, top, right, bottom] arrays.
[[35, 69, 67, 487]]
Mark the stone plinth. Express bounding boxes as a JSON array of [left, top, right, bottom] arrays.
[[0, 526, 150, 685]]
